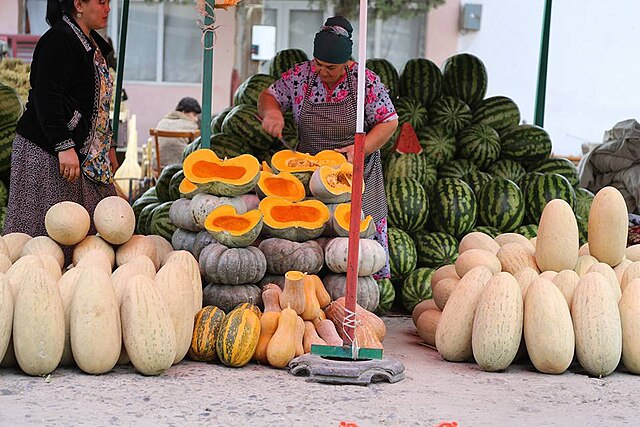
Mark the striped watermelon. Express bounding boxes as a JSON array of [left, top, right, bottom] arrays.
[[413, 231, 458, 268], [269, 49, 309, 78], [500, 124, 552, 163], [282, 112, 299, 151], [132, 195, 159, 228], [517, 171, 544, 195], [472, 96, 521, 134], [366, 58, 399, 99], [386, 177, 430, 232], [477, 178, 525, 232], [138, 201, 161, 235], [394, 97, 429, 131], [233, 74, 277, 107], [401, 267, 434, 312], [211, 107, 233, 134], [524, 173, 577, 223], [221, 104, 275, 153], [0, 180, 7, 207], [417, 126, 456, 168], [375, 278, 396, 315], [442, 53, 488, 109], [488, 159, 526, 183], [471, 225, 500, 238], [398, 58, 442, 108], [0, 84, 22, 172], [575, 187, 595, 219], [211, 133, 249, 158], [430, 96, 472, 134], [456, 124, 501, 169], [0, 206, 6, 233], [576, 215, 588, 246], [384, 152, 436, 188], [528, 157, 579, 187], [429, 178, 477, 237], [438, 159, 478, 180], [462, 169, 492, 195], [168, 170, 184, 201], [388, 227, 417, 279], [155, 164, 182, 202], [149, 201, 177, 241], [514, 224, 538, 239]]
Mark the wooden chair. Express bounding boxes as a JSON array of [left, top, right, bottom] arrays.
[[148, 128, 201, 174]]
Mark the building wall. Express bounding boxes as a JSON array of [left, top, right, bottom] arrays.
[[425, 0, 459, 67], [0, 0, 20, 34]]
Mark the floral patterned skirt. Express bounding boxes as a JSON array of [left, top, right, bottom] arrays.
[[371, 217, 390, 280]]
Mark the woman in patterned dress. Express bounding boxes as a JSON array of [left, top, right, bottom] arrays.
[[257, 16, 398, 279], [5, 0, 118, 261]]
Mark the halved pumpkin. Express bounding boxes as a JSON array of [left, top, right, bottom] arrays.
[[255, 171, 305, 202], [309, 162, 363, 204], [259, 196, 330, 242], [270, 150, 346, 189], [204, 205, 263, 248], [179, 177, 202, 198], [183, 149, 260, 197], [261, 161, 273, 173], [331, 203, 376, 238]]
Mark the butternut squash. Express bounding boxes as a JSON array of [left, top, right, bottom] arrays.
[[254, 311, 280, 364], [310, 274, 331, 308], [303, 321, 326, 353], [280, 271, 306, 314], [311, 310, 326, 330], [266, 306, 298, 368], [588, 186, 628, 267], [262, 288, 282, 313], [316, 319, 343, 347], [301, 275, 321, 320], [619, 279, 640, 374], [294, 316, 305, 357]]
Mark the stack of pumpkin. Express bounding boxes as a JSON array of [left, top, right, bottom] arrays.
[[411, 186, 640, 378], [0, 196, 204, 377]]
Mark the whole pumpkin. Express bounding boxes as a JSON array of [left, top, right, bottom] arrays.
[[199, 243, 267, 285], [202, 283, 263, 314], [258, 238, 324, 275], [192, 230, 217, 260], [171, 229, 198, 253], [324, 237, 387, 276], [322, 273, 380, 312]]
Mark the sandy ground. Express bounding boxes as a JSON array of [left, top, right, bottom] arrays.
[[1, 316, 639, 426]]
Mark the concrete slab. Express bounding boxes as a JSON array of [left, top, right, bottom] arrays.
[[0, 317, 639, 426]]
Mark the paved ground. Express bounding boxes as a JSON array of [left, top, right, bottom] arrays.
[[1, 316, 639, 426]]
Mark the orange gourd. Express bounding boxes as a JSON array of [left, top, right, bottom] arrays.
[[266, 307, 298, 368], [311, 310, 326, 330], [303, 321, 327, 353], [262, 288, 281, 313], [316, 319, 343, 347], [280, 271, 306, 314], [294, 316, 305, 357], [307, 274, 331, 308], [301, 275, 321, 320], [254, 311, 280, 364]]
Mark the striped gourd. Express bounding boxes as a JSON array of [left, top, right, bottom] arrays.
[[375, 278, 396, 314], [488, 159, 526, 183], [215, 306, 261, 367], [398, 58, 442, 108], [575, 187, 595, 220], [168, 170, 184, 201], [137, 202, 161, 235], [517, 171, 544, 195], [456, 124, 501, 169], [438, 159, 478, 180], [394, 97, 429, 131], [472, 225, 500, 238], [0, 84, 22, 173], [385, 177, 430, 232], [528, 157, 579, 187], [429, 178, 477, 238], [576, 215, 588, 246], [473, 96, 520, 134], [384, 152, 436, 188], [462, 170, 492, 195], [221, 104, 275, 153], [401, 267, 435, 312], [269, 49, 309, 78], [132, 194, 159, 226], [210, 106, 233, 134], [233, 74, 277, 107], [500, 124, 552, 164], [417, 126, 456, 168], [442, 53, 488, 109], [514, 224, 538, 239], [477, 178, 525, 232], [149, 201, 177, 241], [366, 58, 399, 99], [0, 180, 7, 207], [414, 231, 459, 268], [188, 306, 226, 362], [524, 173, 577, 223], [430, 96, 472, 134], [155, 164, 182, 202], [388, 227, 417, 279]]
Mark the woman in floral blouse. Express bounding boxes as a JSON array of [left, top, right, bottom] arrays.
[[257, 16, 398, 279]]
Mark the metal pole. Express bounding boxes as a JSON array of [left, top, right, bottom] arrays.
[[534, 0, 552, 127], [112, 0, 130, 143], [200, 0, 215, 149]]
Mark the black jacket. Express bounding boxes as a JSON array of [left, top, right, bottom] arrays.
[[16, 15, 113, 160]]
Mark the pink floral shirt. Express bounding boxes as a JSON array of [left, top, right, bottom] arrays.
[[268, 61, 398, 131]]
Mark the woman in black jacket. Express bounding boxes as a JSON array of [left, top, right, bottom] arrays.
[[5, 0, 119, 244]]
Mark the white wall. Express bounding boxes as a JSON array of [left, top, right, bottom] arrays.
[[457, 0, 640, 156]]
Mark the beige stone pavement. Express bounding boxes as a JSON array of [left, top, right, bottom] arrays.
[[0, 317, 639, 427]]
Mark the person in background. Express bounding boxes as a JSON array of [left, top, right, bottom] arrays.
[[257, 16, 398, 280], [5, 0, 118, 248], [154, 97, 201, 171]]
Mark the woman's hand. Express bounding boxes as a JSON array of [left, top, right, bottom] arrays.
[[58, 148, 80, 183], [109, 147, 119, 173], [261, 111, 285, 138], [335, 145, 355, 163]]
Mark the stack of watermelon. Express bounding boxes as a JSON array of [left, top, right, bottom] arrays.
[[0, 83, 23, 229], [369, 54, 595, 314]]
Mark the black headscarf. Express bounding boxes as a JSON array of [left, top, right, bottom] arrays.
[[313, 16, 353, 64]]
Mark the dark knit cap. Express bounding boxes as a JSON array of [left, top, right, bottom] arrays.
[[313, 16, 353, 64]]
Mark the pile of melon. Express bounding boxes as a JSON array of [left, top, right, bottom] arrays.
[[0, 196, 204, 376], [413, 186, 640, 377]]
